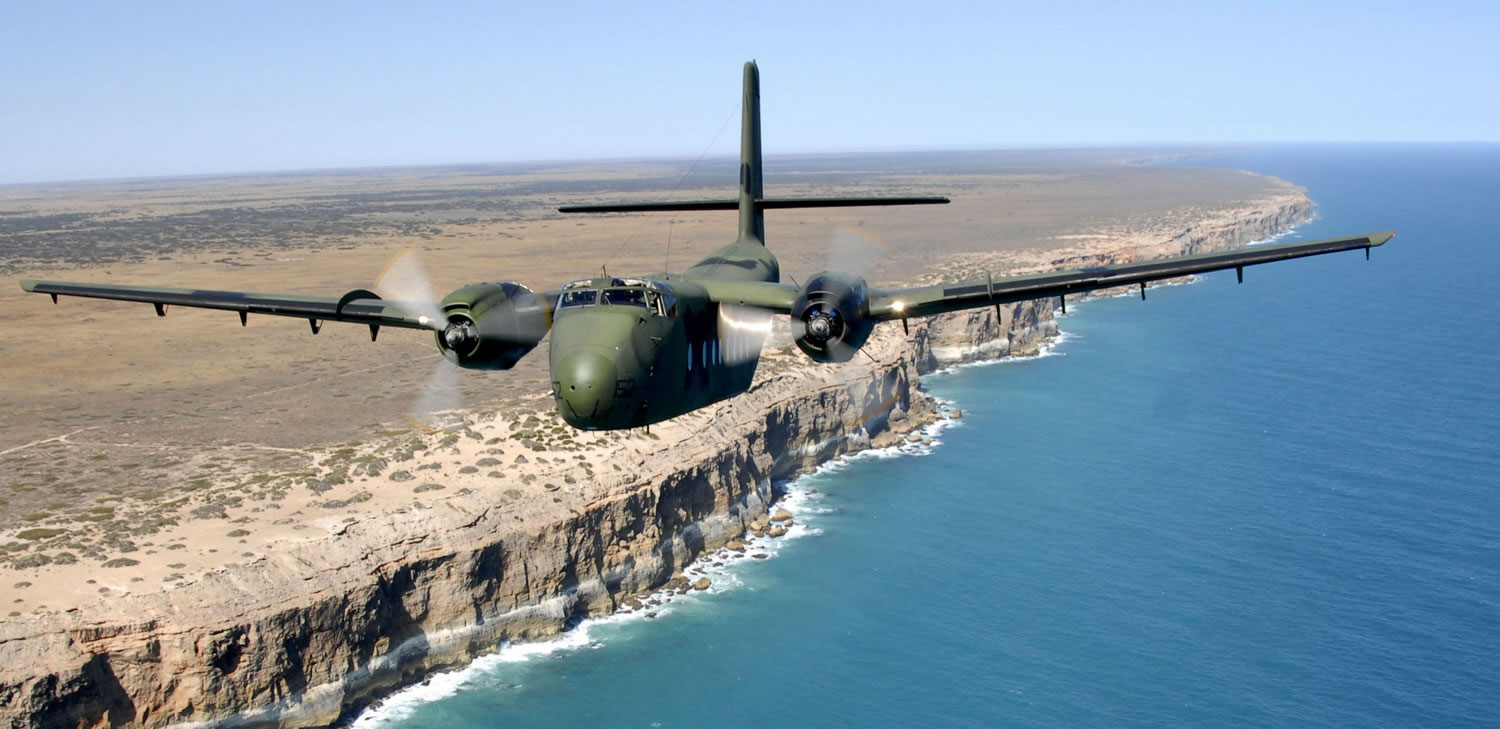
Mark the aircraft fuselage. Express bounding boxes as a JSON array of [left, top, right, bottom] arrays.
[[548, 239, 780, 430]]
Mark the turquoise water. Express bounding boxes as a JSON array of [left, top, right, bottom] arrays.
[[356, 145, 1500, 728]]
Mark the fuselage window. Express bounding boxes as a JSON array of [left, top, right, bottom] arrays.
[[559, 289, 598, 309], [603, 289, 647, 307]]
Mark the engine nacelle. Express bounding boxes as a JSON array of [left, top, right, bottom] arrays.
[[435, 282, 549, 369], [791, 273, 874, 363]]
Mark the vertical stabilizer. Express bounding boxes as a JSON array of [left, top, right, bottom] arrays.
[[738, 61, 764, 244]]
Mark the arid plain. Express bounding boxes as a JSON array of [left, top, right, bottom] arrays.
[[0, 149, 1302, 620]]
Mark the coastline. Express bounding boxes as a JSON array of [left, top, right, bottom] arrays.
[[0, 182, 1311, 729]]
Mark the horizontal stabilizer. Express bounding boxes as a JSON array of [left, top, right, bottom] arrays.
[[559, 199, 739, 213], [558, 196, 949, 214], [760, 196, 949, 209]]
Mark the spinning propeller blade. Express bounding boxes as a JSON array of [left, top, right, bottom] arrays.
[[375, 249, 446, 329], [409, 353, 465, 432], [827, 226, 889, 282]]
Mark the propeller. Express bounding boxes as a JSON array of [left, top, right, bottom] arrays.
[[718, 303, 774, 367], [373, 249, 469, 432], [825, 225, 890, 282], [817, 226, 906, 433], [410, 354, 466, 432], [374, 248, 446, 327]]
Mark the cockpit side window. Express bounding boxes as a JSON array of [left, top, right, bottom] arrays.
[[559, 289, 597, 309]]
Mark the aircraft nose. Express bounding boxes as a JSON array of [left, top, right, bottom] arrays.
[[557, 351, 616, 421]]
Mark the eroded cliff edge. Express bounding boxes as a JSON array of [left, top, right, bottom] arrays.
[[0, 190, 1311, 729]]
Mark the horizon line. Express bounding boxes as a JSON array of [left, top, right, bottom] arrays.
[[5, 140, 1497, 189]]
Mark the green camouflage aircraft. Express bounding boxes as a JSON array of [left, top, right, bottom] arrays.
[[20, 62, 1393, 431]]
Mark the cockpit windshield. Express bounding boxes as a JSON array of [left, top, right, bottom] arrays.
[[603, 288, 647, 307], [555, 278, 676, 316]]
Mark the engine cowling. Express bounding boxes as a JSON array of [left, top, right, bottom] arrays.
[[790, 273, 874, 363], [435, 282, 549, 369]]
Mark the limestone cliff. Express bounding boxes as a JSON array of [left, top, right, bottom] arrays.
[[0, 192, 1310, 729]]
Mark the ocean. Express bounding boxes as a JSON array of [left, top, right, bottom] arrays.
[[353, 145, 1500, 728]]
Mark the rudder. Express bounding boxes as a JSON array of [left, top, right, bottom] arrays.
[[738, 60, 764, 244]]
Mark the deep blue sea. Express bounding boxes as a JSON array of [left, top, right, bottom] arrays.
[[356, 145, 1500, 729]]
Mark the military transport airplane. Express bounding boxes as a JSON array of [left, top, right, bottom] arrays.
[[20, 62, 1393, 431]]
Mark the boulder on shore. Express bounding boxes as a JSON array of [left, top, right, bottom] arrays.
[[770, 509, 793, 523], [693, 578, 711, 591]]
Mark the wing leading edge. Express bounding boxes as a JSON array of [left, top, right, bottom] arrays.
[[18, 280, 432, 337], [867, 232, 1395, 321]]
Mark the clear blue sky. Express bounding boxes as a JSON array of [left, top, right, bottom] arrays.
[[2, 0, 1494, 184]]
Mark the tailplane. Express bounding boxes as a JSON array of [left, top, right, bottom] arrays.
[[558, 61, 949, 242]]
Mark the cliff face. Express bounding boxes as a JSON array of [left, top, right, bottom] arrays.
[[2, 337, 942, 729], [0, 193, 1310, 729]]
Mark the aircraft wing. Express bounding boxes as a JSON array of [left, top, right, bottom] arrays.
[[18, 280, 432, 337], [695, 279, 802, 312], [866, 232, 1394, 321]]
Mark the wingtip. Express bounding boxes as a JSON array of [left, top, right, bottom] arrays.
[[1369, 231, 1396, 246], [19, 279, 38, 292]]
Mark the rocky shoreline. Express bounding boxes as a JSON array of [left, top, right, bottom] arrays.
[[0, 190, 1311, 729]]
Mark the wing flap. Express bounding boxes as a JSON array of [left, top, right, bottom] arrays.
[[19, 280, 430, 329], [870, 232, 1394, 320]]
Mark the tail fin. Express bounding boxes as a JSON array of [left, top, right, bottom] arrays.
[[556, 61, 950, 228], [738, 60, 764, 244]]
